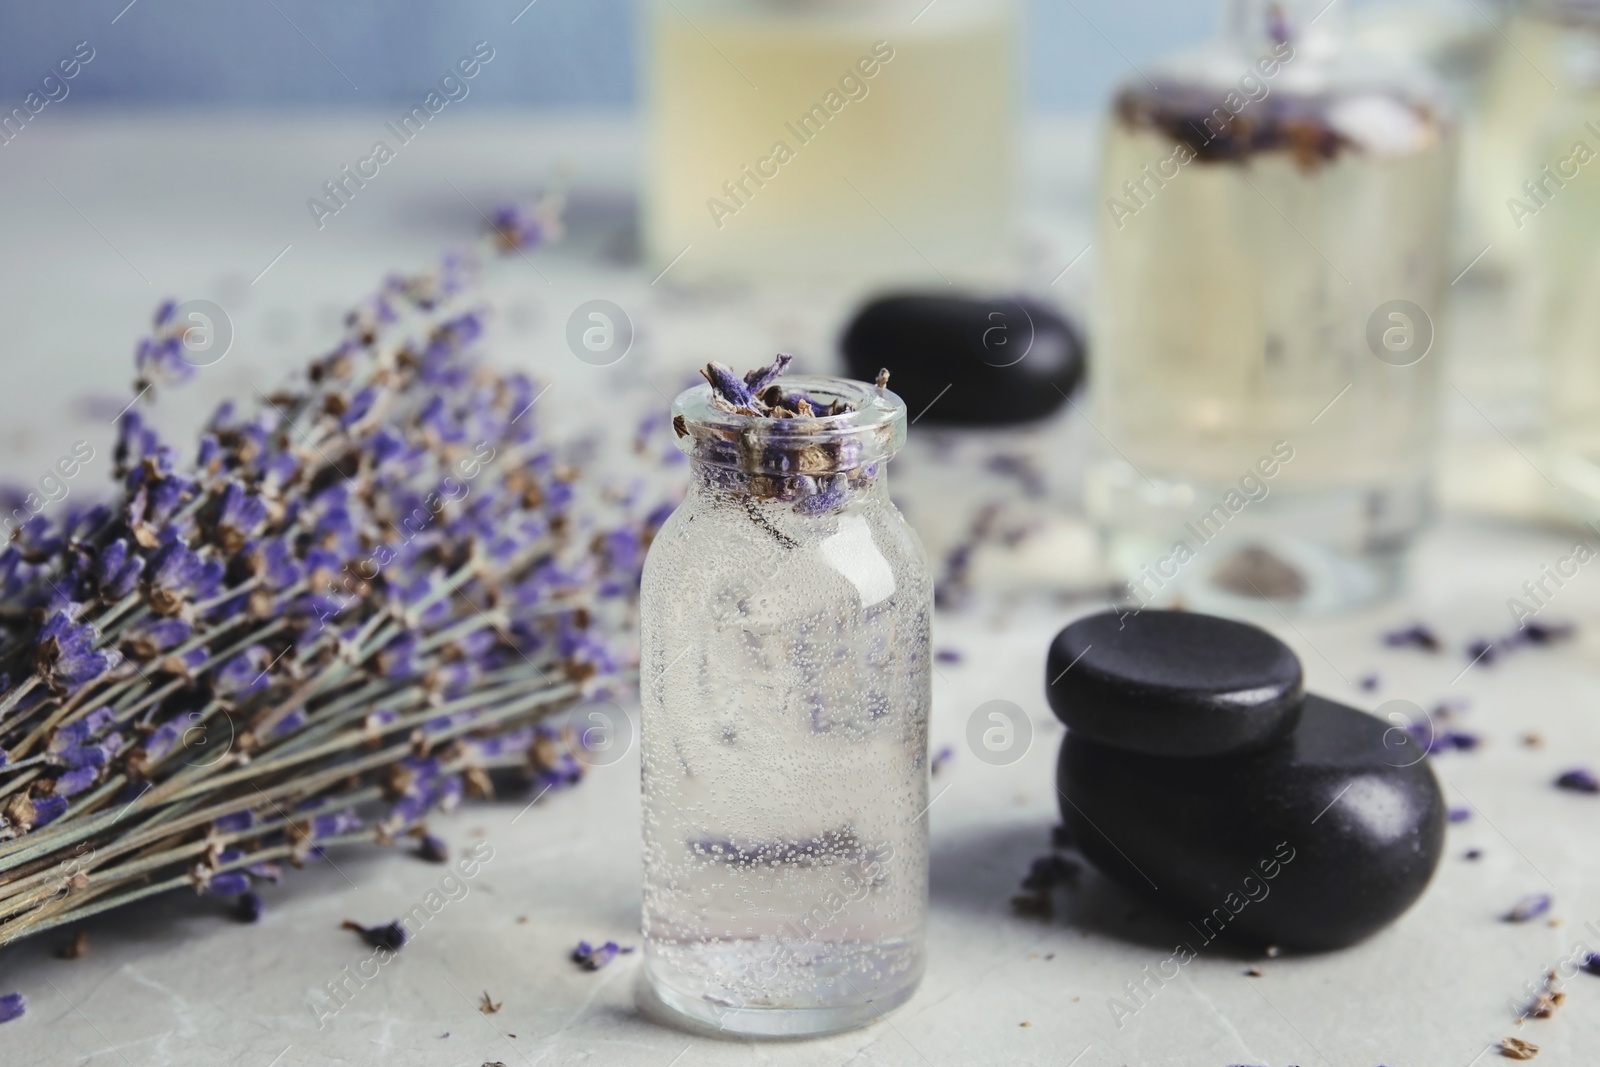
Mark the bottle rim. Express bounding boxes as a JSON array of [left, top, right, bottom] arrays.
[[671, 374, 906, 475]]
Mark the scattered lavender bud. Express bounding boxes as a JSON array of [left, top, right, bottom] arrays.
[[1358, 673, 1380, 692], [1499, 1036, 1539, 1060], [417, 833, 450, 864], [0, 993, 24, 1024], [571, 939, 633, 970], [1520, 619, 1575, 645], [1582, 953, 1600, 977], [930, 745, 955, 777], [343, 919, 408, 952], [1009, 892, 1053, 920], [1020, 854, 1081, 892], [1465, 638, 1498, 667], [934, 648, 964, 665], [1448, 807, 1471, 823], [234, 892, 264, 923], [488, 197, 561, 251], [1382, 623, 1441, 653], [1506, 893, 1553, 923], [1464, 849, 1483, 861], [1556, 768, 1600, 794]]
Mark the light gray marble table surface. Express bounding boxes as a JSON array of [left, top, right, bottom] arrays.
[[0, 113, 1596, 1067]]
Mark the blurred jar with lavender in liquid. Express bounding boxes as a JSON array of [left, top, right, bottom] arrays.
[[1089, 0, 1457, 613], [638, 359, 930, 1037]]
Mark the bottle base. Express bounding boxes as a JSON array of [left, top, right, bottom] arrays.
[[637, 961, 921, 1039], [1090, 461, 1429, 616]]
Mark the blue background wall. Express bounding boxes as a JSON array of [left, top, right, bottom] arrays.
[[0, 0, 1220, 112]]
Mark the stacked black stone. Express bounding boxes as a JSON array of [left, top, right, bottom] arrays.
[[1047, 609, 1445, 952]]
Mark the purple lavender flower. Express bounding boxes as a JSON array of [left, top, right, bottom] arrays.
[[54, 766, 101, 798], [213, 646, 274, 697], [571, 939, 634, 971], [32, 795, 67, 827], [95, 539, 144, 600], [50, 707, 116, 751], [1506, 893, 1553, 923], [35, 608, 121, 693], [208, 872, 251, 897], [125, 618, 192, 659], [931, 745, 955, 777], [742, 352, 794, 393], [1448, 807, 1471, 823], [138, 722, 183, 766], [211, 481, 268, 551], [212, 810, 254, 834], [792, 477, 848, 516], [0, 992, 25, 1024], [701, 362, 756, 409], [145, 539, 223, 615], [1583, 953, 1600, 977], [489, 201, 558, 251], [309, 810, 362, 841], [1556, 768, 1600, 794]]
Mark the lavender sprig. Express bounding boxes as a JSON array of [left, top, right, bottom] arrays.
[[0, 223, 672, 948]]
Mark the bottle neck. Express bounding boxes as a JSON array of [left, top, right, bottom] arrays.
[[686, 456, 890, 514]]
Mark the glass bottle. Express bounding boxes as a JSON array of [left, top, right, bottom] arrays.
[[641, 0, 1017, 285], [1518, 6, 1600, 515], [1089, 0, 1457, 613], [638, 374, 931, 1037], [1474, 0, 1598, 273]]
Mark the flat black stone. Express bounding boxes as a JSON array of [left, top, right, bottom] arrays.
[[1047, 610, 1303, 757], [840, 294, 1084, 426], [1057, 694, 1446, 952]]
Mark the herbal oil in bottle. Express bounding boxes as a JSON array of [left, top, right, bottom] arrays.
[[638, 368, 930, 1037], [642, 0, 1016, 285], [1090, 0, 1457, 613]]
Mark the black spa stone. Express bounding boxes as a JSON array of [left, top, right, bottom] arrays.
[[1046, 609, 1303, 757], [840, 294, 1084, 425], [1057, 694, 1446, 952]]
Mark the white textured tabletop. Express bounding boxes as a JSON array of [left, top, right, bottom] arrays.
[[0, 114, 1597, 1067]]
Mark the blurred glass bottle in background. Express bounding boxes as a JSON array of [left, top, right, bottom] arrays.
[[1089, 0, 1457, 614], [1475, 0, 1592, 273], [1510, 7, 1600, 515], [642, 0, 1016, 286]]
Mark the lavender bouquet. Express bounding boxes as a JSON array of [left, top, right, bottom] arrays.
[[0, 224, 665, 948]]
